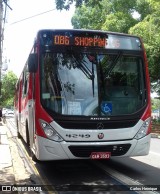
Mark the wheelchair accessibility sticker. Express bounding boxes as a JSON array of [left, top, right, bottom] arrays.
[[101, 101, 112, 114]]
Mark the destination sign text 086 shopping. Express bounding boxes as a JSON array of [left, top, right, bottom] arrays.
[[54, 35, 107, 47]]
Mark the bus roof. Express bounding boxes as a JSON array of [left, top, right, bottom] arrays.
[[36, 29, 140, 39]]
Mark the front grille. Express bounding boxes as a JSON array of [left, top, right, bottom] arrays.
[[56, 120, 137, 129], [69, 144, 131, 157]]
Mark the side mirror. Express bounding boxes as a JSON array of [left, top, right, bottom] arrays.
[[28, 53, 37, 73]]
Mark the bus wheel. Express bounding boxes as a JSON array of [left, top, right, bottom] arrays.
[[26, 126, 30, 147]]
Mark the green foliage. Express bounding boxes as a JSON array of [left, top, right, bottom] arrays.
[[135, 0, 151, 20], [0, 71, 18, 107], [55, 0, 102, 10], [71, 3, 107, 29], [129, 1, 160, 95], [152, 98, 160, 126], [102, 12, 137, 33], [71, 0, 140, 32], [152, 98, 160, 110]]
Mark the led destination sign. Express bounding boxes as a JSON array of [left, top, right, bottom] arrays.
[[52, 34, 142, 50], [54, 35, 106, 48], [40, 30, 142, 50]]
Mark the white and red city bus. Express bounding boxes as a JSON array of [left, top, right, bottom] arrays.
[[14, 29, 151, 161]]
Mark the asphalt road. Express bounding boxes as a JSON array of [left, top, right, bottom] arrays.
[[100, 138, 160, 186]]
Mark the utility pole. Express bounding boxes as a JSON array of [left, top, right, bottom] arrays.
[[0, 1, 12, 96], [0, 0, 3, 96]]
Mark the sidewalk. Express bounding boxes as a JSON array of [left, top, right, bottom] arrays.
[[0, 121, 46, 194], [0, 122, 15, 186]]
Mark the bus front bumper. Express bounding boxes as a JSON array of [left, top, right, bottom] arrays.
[[34, 134, 151, 161]]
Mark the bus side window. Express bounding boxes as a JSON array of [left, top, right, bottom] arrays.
[[22, 66, 29, 96]]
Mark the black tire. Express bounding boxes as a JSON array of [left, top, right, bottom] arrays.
[[26, 122, 30, 146]]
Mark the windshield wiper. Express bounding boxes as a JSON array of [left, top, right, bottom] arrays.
[[104, 51, 123, 80], [74, 56, 95, 97]]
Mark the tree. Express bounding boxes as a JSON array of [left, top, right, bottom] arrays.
[[129, 0, 160, 95], [101, 12, 137, 33], [55, 0, 102, 10], [0, 71, 18, 107], [71, 0, 150, 32], [71, 2, 108, 29], [152, 98, 159, 110]]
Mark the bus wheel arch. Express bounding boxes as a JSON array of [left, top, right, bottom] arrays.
[[26, 120, 30, 146], [16, 118, 21, 139], [25, 120, 39, 162]]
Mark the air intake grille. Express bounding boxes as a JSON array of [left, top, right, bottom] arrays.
[[69, 144, 131, 157]]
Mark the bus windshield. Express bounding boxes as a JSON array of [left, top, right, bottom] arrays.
[[40, 50, 146, 116]]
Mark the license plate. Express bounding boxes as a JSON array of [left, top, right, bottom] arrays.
[[90, 152, 111, 159]]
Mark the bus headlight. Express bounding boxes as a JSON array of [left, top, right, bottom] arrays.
[[134, 118, 151, 140], [39, 119, 64, 142]]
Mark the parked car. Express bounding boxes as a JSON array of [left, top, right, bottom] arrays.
[[7, 109, 14, 115], [2, 108, 14, 117]]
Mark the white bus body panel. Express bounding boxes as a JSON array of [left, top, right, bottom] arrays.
[[34, 119, 151, 161], [34, 134, 150, 161]]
